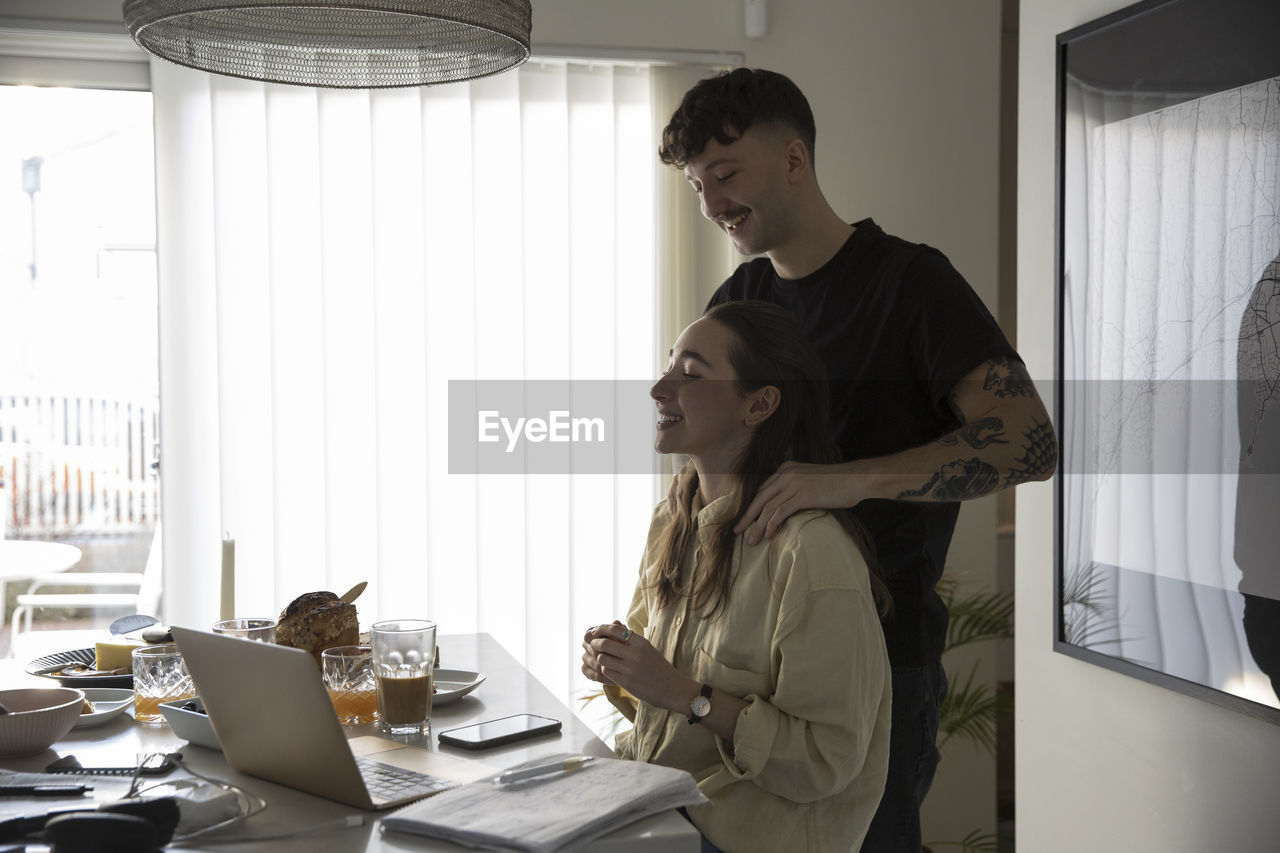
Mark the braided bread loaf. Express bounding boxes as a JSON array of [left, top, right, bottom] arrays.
[[276, 591, 359, 663]]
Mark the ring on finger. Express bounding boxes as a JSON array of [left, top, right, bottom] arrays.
[[620, 628, 631, 642]]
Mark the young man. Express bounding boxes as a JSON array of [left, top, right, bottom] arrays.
[[658, 68, 1057, 853]]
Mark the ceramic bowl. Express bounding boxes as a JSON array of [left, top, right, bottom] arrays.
[[158, 696, 220, 751], [0, 687, 86, 757]]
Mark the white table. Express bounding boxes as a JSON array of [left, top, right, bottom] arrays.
[[0, 632, 699, 852], [0, 540, 81, 631]]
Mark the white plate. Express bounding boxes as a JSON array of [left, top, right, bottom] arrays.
[[434, 669, 485, 705], [72, 688, 135, 728]]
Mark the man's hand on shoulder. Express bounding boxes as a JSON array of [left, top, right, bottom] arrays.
[[733, 460, 869, 545]]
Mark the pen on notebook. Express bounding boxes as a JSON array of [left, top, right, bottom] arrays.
[[0, 784, 92, 797], [493, 756, 595, 786]]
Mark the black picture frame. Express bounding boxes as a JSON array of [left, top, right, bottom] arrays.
[[1054, 0, 1280, 724]]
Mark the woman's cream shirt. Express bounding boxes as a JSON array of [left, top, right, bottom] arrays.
[[605, 494, 892, 853]]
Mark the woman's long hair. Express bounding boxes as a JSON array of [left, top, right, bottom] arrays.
[[651, 300, 890, 618]]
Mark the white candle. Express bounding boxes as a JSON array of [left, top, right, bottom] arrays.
[[220, 537, 235, 620]]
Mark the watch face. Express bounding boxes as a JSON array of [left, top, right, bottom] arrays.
[[691, 695, 711, 717]]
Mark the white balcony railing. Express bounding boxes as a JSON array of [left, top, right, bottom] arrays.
[[0, 393, 159, 539]]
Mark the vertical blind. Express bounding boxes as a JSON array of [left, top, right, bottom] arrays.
[[152, 58, 668, 710]]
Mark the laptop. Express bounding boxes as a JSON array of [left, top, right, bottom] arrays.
[[171, 626, 497, 810]]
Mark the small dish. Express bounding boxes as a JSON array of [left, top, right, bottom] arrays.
[[72, 688, 135, 729], [158, 697, 220, 751], [433, 669, 485, 706], [26, 648, 133, 689]]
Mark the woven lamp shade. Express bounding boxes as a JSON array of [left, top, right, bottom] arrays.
[[123, 0, 532, 88]]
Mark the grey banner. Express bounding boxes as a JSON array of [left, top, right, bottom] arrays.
[[445, 379, 1280, 476], [1059, 379, 1280, 476]]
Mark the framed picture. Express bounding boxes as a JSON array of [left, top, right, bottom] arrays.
[[1055, 0, 1280, 723]]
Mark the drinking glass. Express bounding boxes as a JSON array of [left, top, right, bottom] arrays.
[[322, 645, 378, 725], [370, 619, 436, 736], [132, 644, 195, 725], [212, 618, 277, 643]]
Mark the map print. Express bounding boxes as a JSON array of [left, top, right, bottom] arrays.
[[1239, 257, 1280, 459], [1061, 74, 1280, 708]]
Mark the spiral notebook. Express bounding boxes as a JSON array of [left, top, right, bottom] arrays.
[[381, 752, 707, 852]]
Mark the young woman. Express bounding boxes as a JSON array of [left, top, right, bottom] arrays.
[[581, 300, 892, 853]]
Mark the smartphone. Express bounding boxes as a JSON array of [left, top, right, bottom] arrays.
[[437, 714, 562, 750]]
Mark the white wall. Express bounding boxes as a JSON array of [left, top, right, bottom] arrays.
[[538, 0, 1005, 304], [4, 0, 1008, 841], [1017, 3, 1280, 851], [6, 0, 1005, 304]]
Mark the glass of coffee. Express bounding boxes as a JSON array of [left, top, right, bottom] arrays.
[[370, 619, 436, 736]]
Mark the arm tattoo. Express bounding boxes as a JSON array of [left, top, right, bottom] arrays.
[[937, 416, 1008, 450], [897, 458, 1002, 501], [906, 357, 1054, 502], [1004, 415, 1058, 487], [981, 355, 1036, 399]]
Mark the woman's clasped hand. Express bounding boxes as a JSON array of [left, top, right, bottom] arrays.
[[582, 621, 696, 712]]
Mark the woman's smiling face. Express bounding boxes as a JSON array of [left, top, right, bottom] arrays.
[[649, 317, 755, 474]]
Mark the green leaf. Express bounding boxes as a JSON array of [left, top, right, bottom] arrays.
[[945, 589, 1015, 651], [937, 661, 998, 755], [1061, 561, 1127, 649], [578, 689, 629, 739], [924, 828, 1001, 852]]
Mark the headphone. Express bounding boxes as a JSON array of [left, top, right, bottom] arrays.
[[36, 798, 179, 853]]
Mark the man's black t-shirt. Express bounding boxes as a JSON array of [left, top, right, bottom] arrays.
[[707, 218, 1019, 667]]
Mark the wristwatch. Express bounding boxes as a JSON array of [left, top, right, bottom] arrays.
[[687, 683, 712, 724]]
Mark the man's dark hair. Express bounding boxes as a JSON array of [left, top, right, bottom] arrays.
[[658, 68, 817, 168]]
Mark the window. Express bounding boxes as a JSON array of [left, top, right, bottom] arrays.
[[0, 84, 160, 654]]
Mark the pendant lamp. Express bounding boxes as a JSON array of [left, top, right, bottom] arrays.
[[122, 0, 532, 89]]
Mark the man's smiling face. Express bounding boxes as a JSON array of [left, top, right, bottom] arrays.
[[682, 125, 797, 258]]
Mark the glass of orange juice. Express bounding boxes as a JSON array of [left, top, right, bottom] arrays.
[[132, 644, 195, 725], [322, 645, 378, 725]]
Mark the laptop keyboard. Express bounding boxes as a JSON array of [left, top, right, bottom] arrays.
[[355, 757, 457, 801]]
